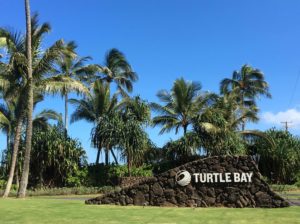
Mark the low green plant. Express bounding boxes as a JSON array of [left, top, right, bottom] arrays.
[[295, 172, 300, 187], [0, 186, 115, 197], [0, 179, 6, 189], [271, 184, 299, 192], [66, 168, 89, 187], [109, 164, 153, 178], [87, 163, 153, 186]]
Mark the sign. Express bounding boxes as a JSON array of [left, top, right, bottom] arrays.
[[175, 170, 253, 186]]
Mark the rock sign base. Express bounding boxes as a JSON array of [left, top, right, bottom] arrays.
[[86, 156, 289, 208]]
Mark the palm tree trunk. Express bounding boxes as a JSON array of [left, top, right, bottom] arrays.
[[111, 149, 118, 165], [17, 0, 33, 198], [241, 92, 246, 131], [2, 115, 23, 198], [64, 93, 68, 132], [183, 124, 187, 136], [127, 153, 131, 177], [15, 167, 20, 190], [105, 148, 109, 165], [95, 148, 101, 165], [6, 132, 10, 154]]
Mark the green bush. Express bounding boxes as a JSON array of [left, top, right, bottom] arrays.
[[295, 172, 300, 188], [66, 168, 88, 187], [87, 164, 153, 186], [109, 164, 153, 178], [0, 179, 6, 189], [0, 179, 18, 191], [253, 129, 300, 184]]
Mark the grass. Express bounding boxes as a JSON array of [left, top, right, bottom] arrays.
[[0, 198, 299, 224]]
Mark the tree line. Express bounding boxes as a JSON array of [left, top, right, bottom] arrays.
[[0, 1, 300, 198]]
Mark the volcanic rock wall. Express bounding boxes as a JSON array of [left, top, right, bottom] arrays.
[[86, 156, 289, 208]]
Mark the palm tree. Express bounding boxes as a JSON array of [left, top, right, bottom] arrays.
[[151, 78, 215, 136], [17, 0, 33, 198], [213, 93, 259, 131], [54, 42, 93, 131], [220, 64, 271, 130], [0, 13, 88, 198], [192, 93, 274, 156], [70, 80, 118, 164], [98, 48, 138, 97]]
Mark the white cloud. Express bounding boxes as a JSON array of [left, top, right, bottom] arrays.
[[262, 109, 300, 129]]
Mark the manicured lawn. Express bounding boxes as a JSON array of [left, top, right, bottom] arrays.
[[0, 198, 299, 224]]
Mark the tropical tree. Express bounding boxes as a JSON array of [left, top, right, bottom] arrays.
[[30, 123, 87, 187], [252, 129, 300, 184], [70, 80, 118, 164], [92, 96, 151, 176], [15, 0, 33, 198], [53, 42, 93, 131], [220, 64, 271, 130], [0, 13, 88, 197], [162, 132, 201, 161], [192, 93, 274, 156], [151, 78, 215, 136], [0, 107, 62, 189], [97, 48, 138, 97], [118, 96, 151, 175]]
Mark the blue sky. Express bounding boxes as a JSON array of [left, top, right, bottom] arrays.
[[1, 0, 300, 163]]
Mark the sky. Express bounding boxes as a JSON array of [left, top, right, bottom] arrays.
[[1, 0, 300, 163]]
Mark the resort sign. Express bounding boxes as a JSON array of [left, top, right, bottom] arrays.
[[175, 170, 253, 186], [87, 156, 288, 208]]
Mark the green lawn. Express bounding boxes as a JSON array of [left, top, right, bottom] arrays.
[[0, 198, 299, 224]]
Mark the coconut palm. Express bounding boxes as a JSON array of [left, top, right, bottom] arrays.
[[70, 80, 118, 164], [220, 64, 271, 130], [212, 93, 259, 131], [0, 13, 88, 198], [98, 48, 138, 97], [192, 93, 274, 156], [53, 41, 94, 131], [151, 78, 216, 136]]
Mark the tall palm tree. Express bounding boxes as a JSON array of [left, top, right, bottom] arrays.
[[54, 42, 93, 131], [151, 78, 215, 136], [0, 13, 88, 198], [17, 0, 33, 198], [213, 93, 259, 132], [70, 80, 118, 164], [220, 64, 271, 130], [98, 48, 138, 97]]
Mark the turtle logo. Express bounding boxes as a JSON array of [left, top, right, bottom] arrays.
[[175, 170, 191, 186]]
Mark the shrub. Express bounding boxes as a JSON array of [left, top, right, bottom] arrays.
[[0, 186, 115, 197], [66, 168, 89, 187], [87, 164, 153, 186]]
